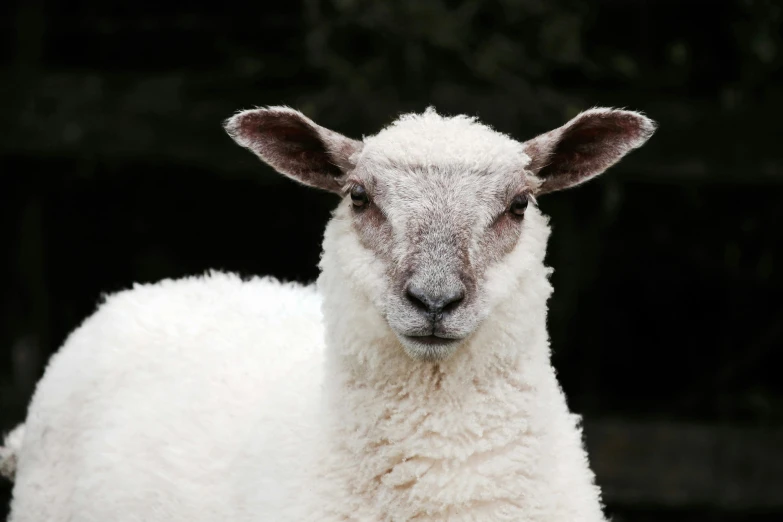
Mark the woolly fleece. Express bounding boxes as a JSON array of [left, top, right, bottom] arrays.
[[0, 425, 25, 480]]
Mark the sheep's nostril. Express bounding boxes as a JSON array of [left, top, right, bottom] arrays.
[[405, 285, 465, 317], [440, 289, 465, 314], [405, 285, 431, 313]]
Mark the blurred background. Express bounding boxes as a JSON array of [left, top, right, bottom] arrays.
[[1, 0, 782, 520]]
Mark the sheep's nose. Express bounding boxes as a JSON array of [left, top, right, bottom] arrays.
[[405, 284, 465, 319]]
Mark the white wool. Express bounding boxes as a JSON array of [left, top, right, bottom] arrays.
[[9, 274, 328, 521], [0, 424, 25, 480], [360, 107, 532, 174], [7, 110, 611, 521]]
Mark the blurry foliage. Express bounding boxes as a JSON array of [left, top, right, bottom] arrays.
[[734, 0, 782, 87], [301, 0, 591, 127]]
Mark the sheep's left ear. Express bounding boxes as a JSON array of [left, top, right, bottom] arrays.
[[224, 107, 363, 194], [523, 108, 656, 195]]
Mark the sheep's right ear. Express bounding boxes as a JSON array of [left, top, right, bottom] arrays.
[[224, 107, 363, 194]]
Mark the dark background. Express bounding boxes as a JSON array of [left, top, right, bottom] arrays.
[[1, 0, 782, 520]]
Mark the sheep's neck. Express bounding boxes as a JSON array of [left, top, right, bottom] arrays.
[[319, 287, 566, 519]]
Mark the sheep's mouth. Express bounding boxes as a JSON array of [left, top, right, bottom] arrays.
[[403, 334, 459, 347], [400, 334, 463, 362]]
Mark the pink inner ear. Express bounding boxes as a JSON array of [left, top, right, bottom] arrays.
[[266, 122, 344, 178], [228, 109, 348, 191], [529, 109, 655, 194]]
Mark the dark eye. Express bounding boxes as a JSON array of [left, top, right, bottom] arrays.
[[508, 194, 528, 217], [350, 185, 369, 208]]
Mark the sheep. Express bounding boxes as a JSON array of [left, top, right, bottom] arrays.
[[4, 105, 655, 521]]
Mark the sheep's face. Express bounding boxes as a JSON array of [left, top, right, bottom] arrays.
[[225, 106, 656, 361], [339, 121, 540, 361]]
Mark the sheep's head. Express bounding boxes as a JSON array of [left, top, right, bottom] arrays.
[[225, 106, 655, 361]]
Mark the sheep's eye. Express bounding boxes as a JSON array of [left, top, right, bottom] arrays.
[[508, 194, 528, 217], [350, 185, 369, 208]]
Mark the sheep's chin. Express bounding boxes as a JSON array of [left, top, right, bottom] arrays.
[[396, 334, 464, 362]]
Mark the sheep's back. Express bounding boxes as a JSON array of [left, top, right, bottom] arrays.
[[10, 272, 326, 522]]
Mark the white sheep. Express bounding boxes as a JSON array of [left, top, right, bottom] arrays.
[[3, 105, 655, 521]]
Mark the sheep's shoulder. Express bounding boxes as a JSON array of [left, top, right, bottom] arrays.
[[18, 272, 326, 520]]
